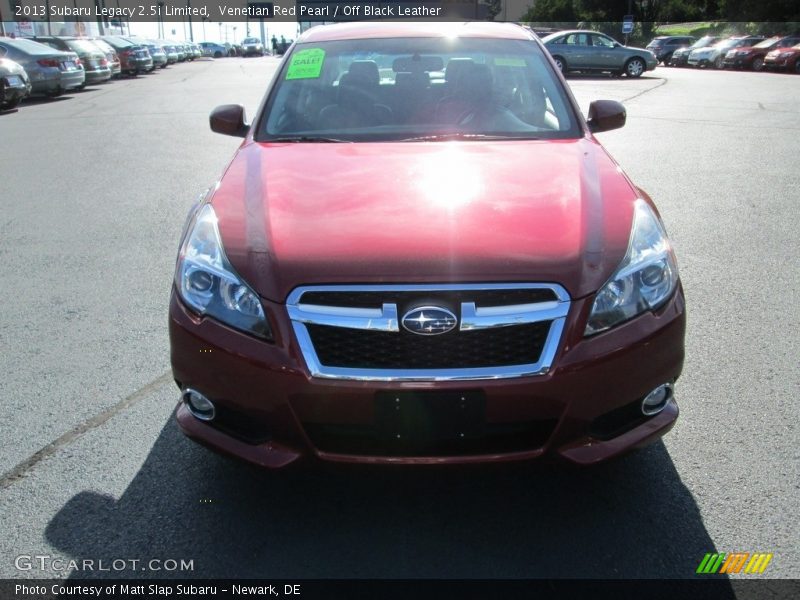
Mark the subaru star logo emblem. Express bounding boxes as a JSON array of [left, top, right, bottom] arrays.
[[401, 306, 458, 336]]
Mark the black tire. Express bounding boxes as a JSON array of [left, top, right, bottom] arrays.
[[214, 51, 222, 58], [625, 57, 646, 78], [661, 53, 673, 65], [713, 55, 724, 69], [793, 59, 800, 74], [752, 57, 765, 72], [1, 96, 22, 110], [552, 55, 566, 74]]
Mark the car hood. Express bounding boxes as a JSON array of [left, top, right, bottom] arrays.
[[211, 138, 638, 303]]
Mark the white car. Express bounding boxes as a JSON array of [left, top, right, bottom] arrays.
[[241, 37, 264, 57], [687, 35, 764, 68]]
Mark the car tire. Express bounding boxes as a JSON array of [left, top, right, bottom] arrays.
[[1, 97, 22, 110], [713, 55, 724, 69], [625, 57, 646, 78], [214, 51, 222, 58], [661, 53, 672, 65], [752, 57, 765, 72], [552, 56, 566, 75], [793, 59, 800, 74]]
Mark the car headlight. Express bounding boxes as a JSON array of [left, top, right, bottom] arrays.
[[585, 200, 679, 336], [175, 203, 272, 340]]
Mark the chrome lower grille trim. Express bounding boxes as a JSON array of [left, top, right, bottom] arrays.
[[286, 283, 571, 381]]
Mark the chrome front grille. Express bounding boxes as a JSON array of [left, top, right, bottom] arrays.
[[286, 283, 571, 381]]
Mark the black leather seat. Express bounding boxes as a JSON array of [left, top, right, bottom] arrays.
[[319, 60, 391, 129]]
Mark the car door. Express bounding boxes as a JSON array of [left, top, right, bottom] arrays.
[[560, 33, 592, 69], [589, 33, 622, 69]]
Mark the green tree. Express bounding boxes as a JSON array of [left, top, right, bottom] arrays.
[[522, 0, 578, 22]]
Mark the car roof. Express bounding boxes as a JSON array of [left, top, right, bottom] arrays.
[[299, 22, 534, 43]]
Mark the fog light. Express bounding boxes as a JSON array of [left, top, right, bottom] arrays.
[[182, 388, 216, 421], [641, 383, 673, 416]]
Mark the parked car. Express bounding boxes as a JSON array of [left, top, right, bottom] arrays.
[[542, 30, 657, 77], [191, 44, 203, 59], [179, 43, 193, 61], [0, 57, 31, 109], [669, 35, 720, 67], [726, 35, 800, 71], [161, 43, 179, 65], [764, 42, 800, 72], [34, 36, 112, 86], [687, 35, 764, 69], [241, 37, 265, 57], [646, 35, 696, 64], [0, 37, 84, 96], [100, 36, 152, 75], [140, 40, 168, 69], [200, 42, 227, 58], [170, 22, 685, 469], [89, 38, 122, 78]]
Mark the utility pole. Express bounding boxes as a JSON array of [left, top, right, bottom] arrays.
[[187, 0, 194, 41]]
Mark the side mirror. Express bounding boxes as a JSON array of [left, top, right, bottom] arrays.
[[210, 104, 249, 137], [587, 100, 626, 133]]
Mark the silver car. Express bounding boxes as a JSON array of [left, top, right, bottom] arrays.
[[241, 37, 265, 57], [542, 30, 658, 77], [0, 37, 84, 96]]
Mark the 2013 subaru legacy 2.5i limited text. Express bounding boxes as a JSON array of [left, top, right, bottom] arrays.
[[169, 22, 685, 468]]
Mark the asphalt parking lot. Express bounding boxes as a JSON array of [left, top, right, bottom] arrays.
[[0, 57, 798, 581]]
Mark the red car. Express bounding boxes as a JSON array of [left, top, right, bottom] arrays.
[[764, 42, 800, 73], [724, 35, 800, 71], [169, 22, 685, 469]]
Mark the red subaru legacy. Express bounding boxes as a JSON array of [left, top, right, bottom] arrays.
[[169, 22, 685, 468]]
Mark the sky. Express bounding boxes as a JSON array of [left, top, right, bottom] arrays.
[[128, 20, 300, 44]]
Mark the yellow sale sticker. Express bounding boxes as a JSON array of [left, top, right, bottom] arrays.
[[285, 48, 326, 80]]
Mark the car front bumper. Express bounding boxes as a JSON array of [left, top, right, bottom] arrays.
[[723, 57, 752, 68], [764, 56, 794, 68], [169, 282, 686, 469]]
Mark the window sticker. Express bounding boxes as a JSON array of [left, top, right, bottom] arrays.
[[494, 57, 527, 67], [285, 48, 326, 80]]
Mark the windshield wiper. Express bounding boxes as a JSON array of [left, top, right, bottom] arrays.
[[266, 135, 353, 143], [398, 133, 538, 142]]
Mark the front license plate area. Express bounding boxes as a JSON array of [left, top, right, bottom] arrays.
[[374, 391, 486, 452]]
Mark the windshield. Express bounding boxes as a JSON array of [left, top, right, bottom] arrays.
[[243, 38, 260, 44], [690, 37, 716, 49], [714, 39, 740, 50], [4, 38, 62, 55], [259, 37, 579, 142], [754, 37, 779, 49], [67, 40, 102, 54]]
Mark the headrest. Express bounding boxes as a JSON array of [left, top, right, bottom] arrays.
[[347, 60, 380, 85], [445, 58, 475, 84]]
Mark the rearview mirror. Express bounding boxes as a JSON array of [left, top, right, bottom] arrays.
[[210, 104, 249, 137], [587, 100, 626, 133]]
